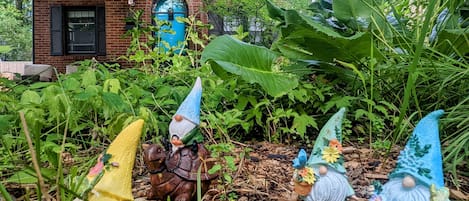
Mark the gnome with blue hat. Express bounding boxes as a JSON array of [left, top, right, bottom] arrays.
[[370, 110, 450, 201], [168, 77, 204, 153], [292, 108, 356, 201], [143, 77, 217, 200]]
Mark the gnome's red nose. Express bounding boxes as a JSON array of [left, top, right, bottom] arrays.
[[174, 114, 183, 122]]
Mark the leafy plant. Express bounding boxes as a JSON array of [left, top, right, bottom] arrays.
[[207, 142, 247, 201], [202, 35, 304, 98]]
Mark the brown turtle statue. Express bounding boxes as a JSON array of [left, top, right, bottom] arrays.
[[142, 143, 217, 201], [143, 77, 218, 200]]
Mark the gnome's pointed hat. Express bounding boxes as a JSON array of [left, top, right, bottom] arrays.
[[390, 110, 445, 189], [88, 119, 144, 201], [174, 77, 202, 125], [307, 107, 347, 173]]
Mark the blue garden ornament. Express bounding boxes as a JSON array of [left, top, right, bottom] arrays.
[[175, 77, 202, 125], [307, 107, 347, 173], [169, 77, 203, 152], [293, 149, 308, 169], [370, 110, 450, 201], [292, 108, 355, 201], [391, 109, 445, 188]]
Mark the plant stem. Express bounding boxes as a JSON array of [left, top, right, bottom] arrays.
[[369, 34, 375, 149], [393, 0, 438, 142], [56, 110, 71, 200], [0, 181, 13, 201], [197, 164, 202, 201], [19, 112, 53, 201]]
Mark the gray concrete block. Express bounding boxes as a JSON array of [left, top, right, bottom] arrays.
[[24, 64, 53, 81]]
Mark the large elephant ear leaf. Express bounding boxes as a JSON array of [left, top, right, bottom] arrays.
[[332, 0, 374, 30], [201, 35, 299, 97], [266, 0, 285, 22]]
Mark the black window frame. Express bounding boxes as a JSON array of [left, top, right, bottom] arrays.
[[50, 5, 106, 56]]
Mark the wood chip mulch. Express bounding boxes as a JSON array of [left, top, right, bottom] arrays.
[[3, 141, 467, 200], [131, 141, 469, 201]]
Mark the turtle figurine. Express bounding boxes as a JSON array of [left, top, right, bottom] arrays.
[[142, 143, 217, 201], [143, 77, 217, 200]]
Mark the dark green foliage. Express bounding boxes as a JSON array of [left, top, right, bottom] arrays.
[[201, 0, 469, 185]]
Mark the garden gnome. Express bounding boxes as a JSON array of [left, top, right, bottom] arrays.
[[292, 108, 355, 201], [370, 110, 450, 201], [86, 119, 145, 201], [144, 77, 217, 201], [168, 77, 203, 153]]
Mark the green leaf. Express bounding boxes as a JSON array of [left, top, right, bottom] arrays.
[[434, 28, 469, 57], [20, 90, 41, 105], [208, 164, 222, 174], [292, 114, 318, 138], [354, 109, 368, 120], [224, 156, 237, 171], [332, 0, 374, 30], [63, 77, 81, 91], [28, 82, 53, 89], [103, 78, 121, 94], [201, 35, 298, 97], [270, 8, 380, 63], [266, 0, 285, 22], [102, 92, 126, 110], [223, 173, 233, 183], [322, 96, 355, 112], [155, 86, 172, 98], [0, 45, 12, 54], [75, 85, 99, 101], [0, 115, 13, 131], [81, 69, 97, 87], [6, 168, 56, 184]]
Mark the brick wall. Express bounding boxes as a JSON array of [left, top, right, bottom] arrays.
[[33, 0, 207, 73]]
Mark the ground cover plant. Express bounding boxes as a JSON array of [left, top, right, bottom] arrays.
[[1, 0, 468, 200]]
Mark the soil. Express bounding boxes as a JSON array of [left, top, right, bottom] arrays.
[[130, 141, 469, 201], [3, 141, 469, 201]]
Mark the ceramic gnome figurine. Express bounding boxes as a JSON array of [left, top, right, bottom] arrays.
[[292, 108, 355, 201], [144, 77, 217, 201], [370, 110, 450, 201], [86, 119, 145, 201], [168, 77, 205, 153]]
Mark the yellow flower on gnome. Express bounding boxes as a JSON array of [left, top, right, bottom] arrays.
[[322, 146, 340, 163], [299, 167, 316, 184]]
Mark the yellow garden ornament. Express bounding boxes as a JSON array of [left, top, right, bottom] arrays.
[[87, 119, 144, 201]]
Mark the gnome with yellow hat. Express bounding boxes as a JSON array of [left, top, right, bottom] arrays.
[[85, 119, 145, 201]]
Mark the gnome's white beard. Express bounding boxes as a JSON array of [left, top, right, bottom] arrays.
[[376, 178, 430, 201], [305, 168, 352, 201], [169, 118, 197, 152]]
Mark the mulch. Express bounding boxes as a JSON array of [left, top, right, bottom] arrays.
[[3, 141, 468, 200], [131, 141, 469, 201]]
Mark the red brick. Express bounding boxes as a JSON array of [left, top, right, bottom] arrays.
[[34, 0, 207, 73]]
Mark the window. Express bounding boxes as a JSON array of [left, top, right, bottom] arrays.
[[66, 10, 96, 53], [50, 6, 105, 56]]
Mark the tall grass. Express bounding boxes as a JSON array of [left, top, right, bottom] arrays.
[[371, 0, 469, 184]]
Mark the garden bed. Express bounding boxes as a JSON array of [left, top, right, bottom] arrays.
[[129, 141, 469, 201], [3, 141, 468, 200]]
